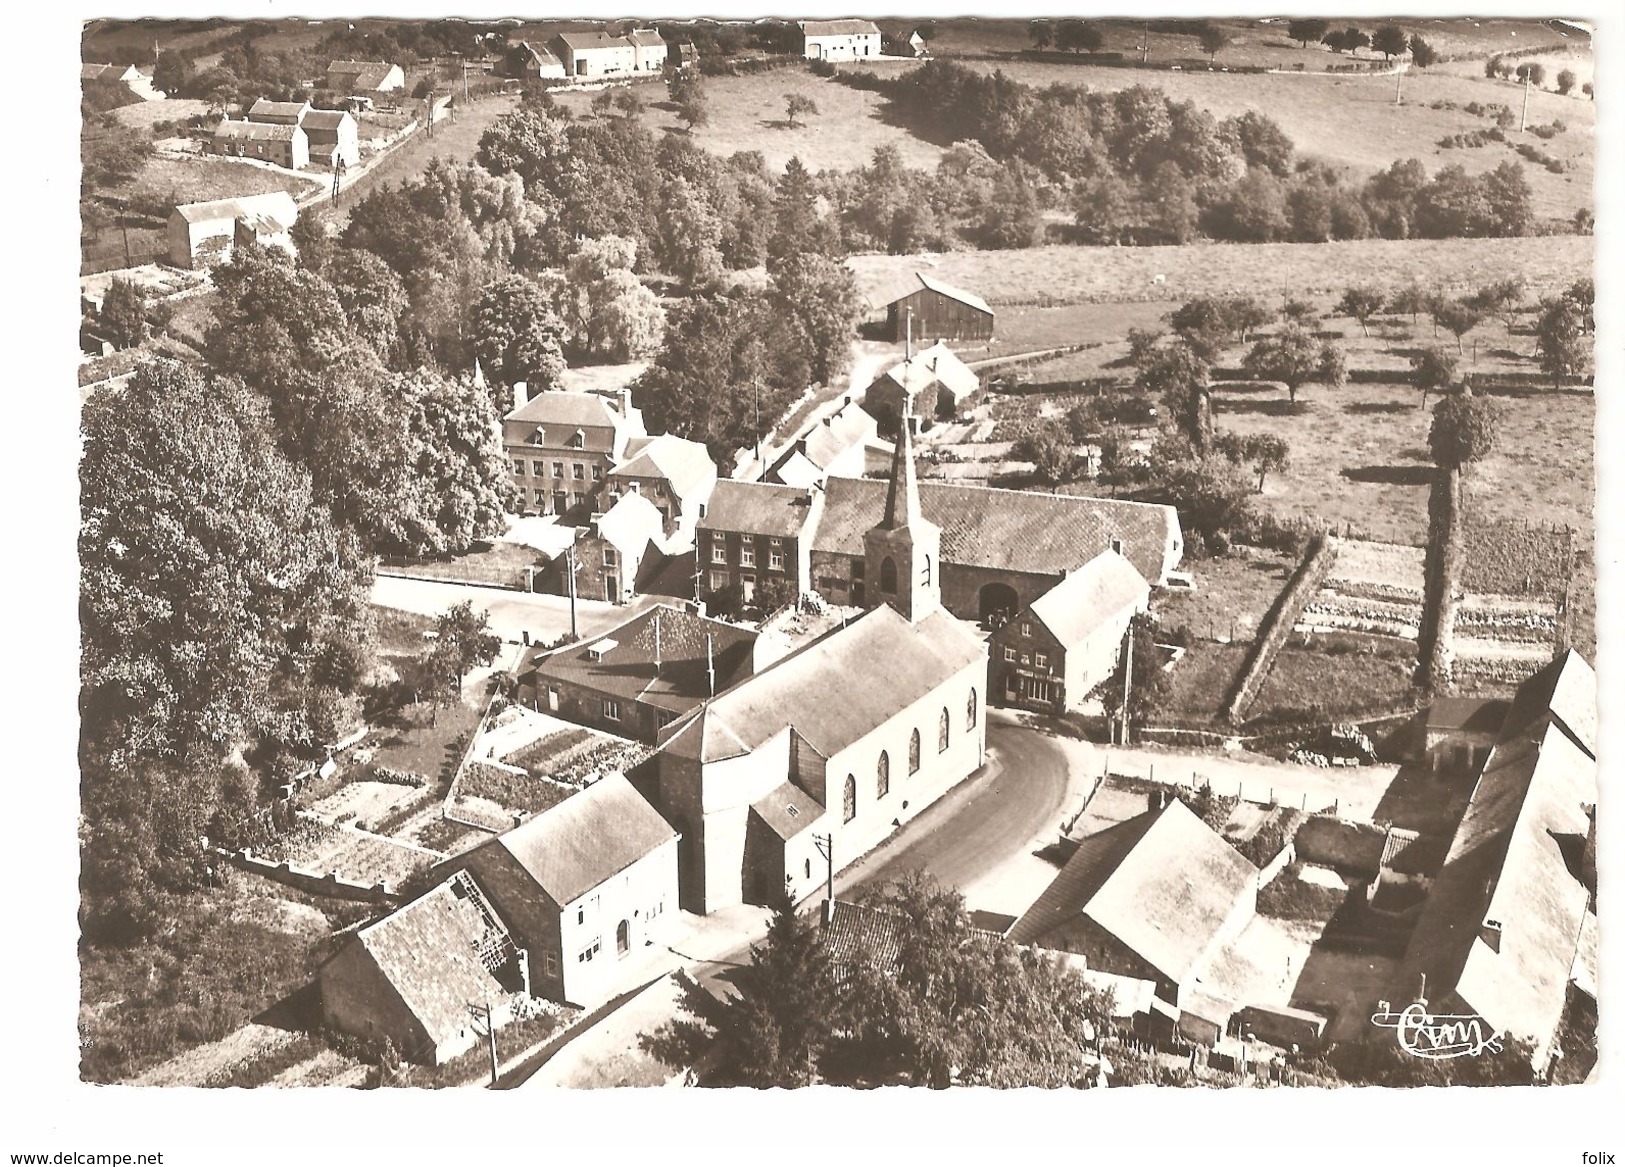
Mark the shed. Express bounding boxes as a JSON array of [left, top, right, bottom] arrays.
[[881, 272, 995, 344]]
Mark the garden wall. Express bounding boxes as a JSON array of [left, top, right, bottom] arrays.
[[1223, 534, 1338, 726], [1293, 816, 1387, 875], [224, 847, 402, 905]]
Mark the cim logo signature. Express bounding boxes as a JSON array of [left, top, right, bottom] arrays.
[[1370, 1002, 1504, 1060]]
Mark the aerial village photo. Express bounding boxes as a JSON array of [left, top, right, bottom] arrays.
[[72, 7, 1602, 1103]]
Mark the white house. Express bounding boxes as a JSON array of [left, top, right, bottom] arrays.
[[800, 19, 882, 61]]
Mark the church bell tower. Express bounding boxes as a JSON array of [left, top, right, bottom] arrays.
[[863, 395, 941, 623]]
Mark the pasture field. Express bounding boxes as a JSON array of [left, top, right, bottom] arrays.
[[849, 234, 1592, 310], [110, 98, 213, 129], [118, 154, 321, 210], [551, 67, 944, 174]]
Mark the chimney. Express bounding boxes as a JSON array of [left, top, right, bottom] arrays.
[[1479, 918, 1503, 953], [653, 610, 662, 673], [513, 380, 528, 413], [620, 383, 633, 418], [822, 897, 834, 927]]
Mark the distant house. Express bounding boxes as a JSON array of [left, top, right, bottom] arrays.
[[326, 59, 406, 95], [167, 191, 299, 270], [81, 62, 142, 84], [318, 872, 525, 1065], [882, 28, 929, 57], [697, 480, 823, 606], [503, 385, 646, 521], [247, 97, 313, 125], [603, 433, 719, 544], [550, 30, 638, 78], [209, 118, 309, 169], [880, 272, 996, 344], [436, 774, 681, 1009], [520, 603, 761, 741], [764, 397, 888, 490], [625, 28, 669, 72], [800, 18, 882, 60], [1397, 650, 1597, 1073], [506, 40, 567, 80], [297, 109, 359, 169], [809, 476, 1183, 622], [1007, 798, 1260, 1046], [988, 550, 1150, 713], [861, 341, 981, 431], [674, 42, 700, 71]]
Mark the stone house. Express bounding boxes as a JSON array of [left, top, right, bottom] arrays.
[[800, 18, 882, 60], [602, 433, 718, 545], [209, 118, 309, 169], [166, 192, 298, 270], [696, 480, 823, 608], [503, 385, 646, 521], [861, 341, 981, 432]]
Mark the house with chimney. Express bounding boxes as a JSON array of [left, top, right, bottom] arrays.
[[697, 480, 823, 608], [502, 383, 646, 521], [602, 433, 719, 545], [861, 341, 981, 433], [550, 30, 639, 78], [764, 397, 890, 490], [520, 603, 762, 742], [645, 416, 988, 914], [988, 550, 1151, 713], [209, 117, 309, 169], [434, 774, 681, 1009]]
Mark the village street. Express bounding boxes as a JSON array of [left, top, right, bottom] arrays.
[[370, 573, 663, 649]]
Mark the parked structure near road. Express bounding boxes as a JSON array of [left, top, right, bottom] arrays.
[[166, 191, 298, 270], [861, 341, 981, 431], [503, 384, 647, 521], [1398, 650, 1597, 1073], [764, 397, 889, 490], [209, 118, 309, 169], [437, 774, 681, 1010], [809, 476, 1182, 624], [521, 603, 761, 742], [879, 273, 995, 344], [326, 59, 406, 94], [800, 18, 882, 60], [1007, 798, 1261, 1047], [698, 480, 822, 608], [318, 871, 524, 1065], [988, 550, 1150, 714]]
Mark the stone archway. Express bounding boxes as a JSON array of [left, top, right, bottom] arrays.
[[978, 581, 1020, 628]]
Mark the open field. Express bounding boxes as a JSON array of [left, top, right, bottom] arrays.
[[849, 234, 1591, 308], [552, 67, 943, 174], [111, 98, 213, 128]]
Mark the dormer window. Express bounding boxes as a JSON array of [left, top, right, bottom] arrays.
[[571, 429, 586, 449], [533, 427, 546, 445], [1110, 537, 1124, 555]]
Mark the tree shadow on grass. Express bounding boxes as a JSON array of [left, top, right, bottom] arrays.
[[1217, 398, 1308, 418], [1344, 401, 1415, 415], [1341, 465, 1435, 486]]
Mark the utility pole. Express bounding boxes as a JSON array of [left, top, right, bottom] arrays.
[[566, 544, 579, 640], [1120, 620, 1134, 746], [485, 1000, 499, 1086], [813, 833, 833, 919], [1141, 23, 1149, 65]]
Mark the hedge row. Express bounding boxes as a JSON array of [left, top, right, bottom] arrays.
[[1224, 532, 1339, 726]]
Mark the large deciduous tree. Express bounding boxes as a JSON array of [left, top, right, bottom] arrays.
[[1242, 324, 1346, 403], [1135, 336, 1213, 452], [470, 274, 567, 405], [768, 251, 862, 389], [558, 236, 666, 361], [1534, 295, 1592, 389]]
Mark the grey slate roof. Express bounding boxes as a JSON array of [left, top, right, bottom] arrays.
[[699, 479, 818, 539], [1026, 550, 1149, 649], [800, 19, 882, 37]]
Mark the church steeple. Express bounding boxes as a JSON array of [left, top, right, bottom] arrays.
[[864, 393, 940, 622]]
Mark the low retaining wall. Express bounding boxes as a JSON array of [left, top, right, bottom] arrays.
[[1224, 534, 1338, 726], [223, 847, 401, 906], [1294, 816, 1387, 875]]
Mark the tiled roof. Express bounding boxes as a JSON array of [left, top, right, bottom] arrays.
[[247, 98, 310, 123], [1427, 697, 1511, 735], [355, 874, 512, 1051], [594, 491, 664, 556], [1378, 826, 1426, 873], [214, 119, 302, 142], [911, 272, 995, 317], [465, 773, 678, 906], [526, 603, 758, 712], [801, 19, 882, 37], [825, 900, 906, 971], [626, 28, 666, 47], [611, 434, 717, 503], [659, 605, 985, 764], [699, 479, 818, 539], [301, 109, 354, 133], [506, 389, 624, 429], [1006, 800, 1257, 986], [866, 341, 980, 406], [813, 476, 1180, 585], [1398, 713, 1595, 1057], [750, 781, 824, 841], [1025, 550, 1149, 649], [556, 30, 632, 52], [173, 191, 298, 229]]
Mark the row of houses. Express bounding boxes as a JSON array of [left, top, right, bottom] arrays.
[[504, 28, 672, 81], [209, 97, 362, 171]]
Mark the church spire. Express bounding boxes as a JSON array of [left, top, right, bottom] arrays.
[[880, 390, 923, 531]]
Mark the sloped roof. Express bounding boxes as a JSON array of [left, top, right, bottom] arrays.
[[327, 60, 401, 89], [1398, 716, 1596, 1055], [867, 341, 980, 406], [82, 63, 138, 82], [700, 479, 817, 539], [527, 603, 758, 713], [1007, 800, 1257, 986], [247, 97, 310, 123], [506, 389, 625, 429], [1026, 551, 1149, 649], [214, 119, 303, 142], [594, 491, 664, 556], [825, 900, 906, 971], [800, 19, 882, 37], [626, 28, 666, 47], [813, 476, 1180, 585], [898, 271, 995, 317], [517, 41, 564, 66], [353, 875, 512, 1051], [1499, 649, 1596, 759], [464, 774, 678, 906], [301, 109, 355, 133], [611, 434, 717, 502], [172, 190, 298, 229], [768, 399, 875, 485], [659, 604, 984, 765], [750, 780, 824, 841], [1427, 697, 1511, 735], [556, 30, 632, 52]]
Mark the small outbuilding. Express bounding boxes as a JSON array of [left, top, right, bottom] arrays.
[[167, 191, 299, 270], [326, 60, 406, 95]]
